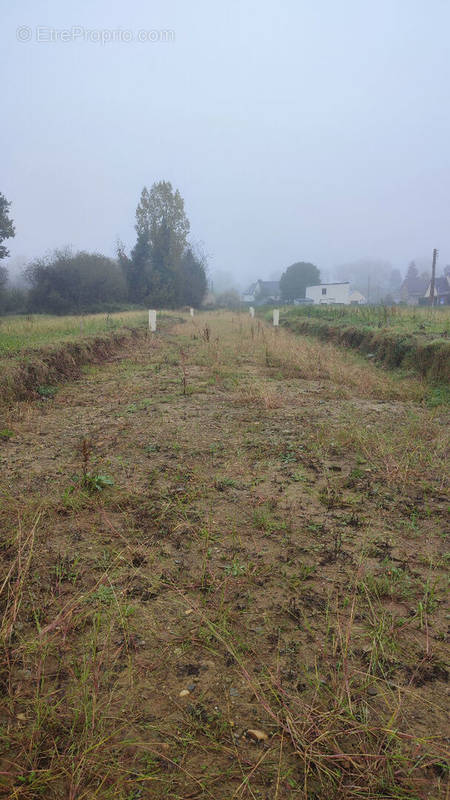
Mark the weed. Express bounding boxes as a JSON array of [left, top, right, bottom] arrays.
[[81, 472, 114, 492], [37, 384, 57, 398], [224, 557, 247, 576], [53, 554, 81, 586]]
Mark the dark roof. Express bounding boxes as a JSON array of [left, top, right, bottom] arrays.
[[306, 282, 349, 289], [402, 276, 429, 295], [434, 276, 450, 294]]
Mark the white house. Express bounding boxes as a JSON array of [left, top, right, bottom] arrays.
[[306, 282, 366, 305]]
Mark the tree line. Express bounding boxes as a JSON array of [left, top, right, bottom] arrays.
[[0, 182, 208, 314]]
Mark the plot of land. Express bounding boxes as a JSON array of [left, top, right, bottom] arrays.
[[0, 313, 448, 799]]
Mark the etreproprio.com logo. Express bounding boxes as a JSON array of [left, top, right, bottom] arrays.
[[16, 26, 175, 44]]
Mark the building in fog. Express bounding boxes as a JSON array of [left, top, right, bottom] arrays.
[[423, 274, 450, 305], [306, 282, 366, 305], [399, 274, 429, 305], [242, 280, 280, 305]]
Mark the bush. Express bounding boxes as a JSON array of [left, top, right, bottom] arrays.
[[26, 249, 127, 314]]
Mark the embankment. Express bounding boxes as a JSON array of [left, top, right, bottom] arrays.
[[281, 316, 450, 382], [0, 327, 146, 403]]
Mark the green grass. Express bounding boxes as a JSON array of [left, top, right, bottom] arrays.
[[0, 310, 148, 356], [280, 303, 450, 336]]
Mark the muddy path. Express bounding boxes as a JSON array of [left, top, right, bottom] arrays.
[[0, 313, 448, 799]]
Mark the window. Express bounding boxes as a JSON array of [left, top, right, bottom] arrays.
[[321, 287, 327, 295]]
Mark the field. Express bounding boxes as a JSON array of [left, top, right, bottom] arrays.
[[0, 312, 448, 799], [0, 311, 148, 357]]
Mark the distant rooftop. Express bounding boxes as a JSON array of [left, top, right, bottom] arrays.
[[307, 282, 350, 288], [401, 275, 429, 294], [434, 276, 450, 293]]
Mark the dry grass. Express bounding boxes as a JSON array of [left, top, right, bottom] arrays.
[[173, 313, 427, 401], [0, 311, 448, 799]]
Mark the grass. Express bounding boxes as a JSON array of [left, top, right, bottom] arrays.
[[0, 310, 148, 357], [277, 304, 450, 383], [0, 311, 448, 798], [281, 303, 450, 337]]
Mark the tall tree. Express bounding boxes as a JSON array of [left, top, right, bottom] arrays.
[[280, 262, 320, 301], [0, 193, 15, 260], [135, 182, 189, 255], [129, 181, 190, 305]]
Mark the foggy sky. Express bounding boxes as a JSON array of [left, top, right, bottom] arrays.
[[2, 0, 450, 286]]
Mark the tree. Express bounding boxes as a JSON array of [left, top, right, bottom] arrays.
[[127, 182, 190, 306], [0, 265, 8, 312], [280, 262, 320, 301], [125, 233, 152, 302], [180, 247, 207, 307], [135, 182, 189, 255], [0, 265, 7, 292], [0, 193, 15, 260], [26, 249, 127, 314], [405, 261, 419, 282]]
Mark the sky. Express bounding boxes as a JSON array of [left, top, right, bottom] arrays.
[[2, 0, 450, 287]]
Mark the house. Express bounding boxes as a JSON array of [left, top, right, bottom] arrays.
[[242, 282, 258, 303], [423, 275, 450, 305], [349, 289, 367, 305], [242, 280, 280, 305], [400, 274, 429, 305], [305, 282, 366, 305]]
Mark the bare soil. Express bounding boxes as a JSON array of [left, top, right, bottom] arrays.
[[0, 313, 448, 799]]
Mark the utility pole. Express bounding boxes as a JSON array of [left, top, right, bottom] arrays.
[[429, 248, 438, 307]]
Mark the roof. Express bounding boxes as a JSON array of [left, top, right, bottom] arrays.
[[401, 275, 429, 295], [306, 282, 349, 289], [434, 276, 450, 294]]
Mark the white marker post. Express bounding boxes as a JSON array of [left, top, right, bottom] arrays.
[[190, 307, 194, 317], [273, 309, 279, 327], [249, 306, 255, 318], [149, 309, 157, 332]]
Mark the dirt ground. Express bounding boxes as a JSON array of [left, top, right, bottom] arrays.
[[0, 312, 448, 799]]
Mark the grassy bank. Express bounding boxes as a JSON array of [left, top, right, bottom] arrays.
[[0, 313, 448, 798], [280, 304, 450, 335], [0, 311, 153, 403], [278, 306, 450, 382], [0, 311, 148, 357]]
